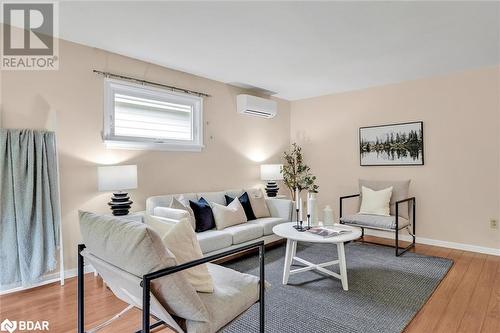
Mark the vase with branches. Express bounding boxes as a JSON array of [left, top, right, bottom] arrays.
[[281, 143, 319, 201]]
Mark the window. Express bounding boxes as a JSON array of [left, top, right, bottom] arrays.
[[103, 79, 203, 151]]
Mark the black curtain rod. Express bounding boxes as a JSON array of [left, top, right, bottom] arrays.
[[92, 70, 211, 97]]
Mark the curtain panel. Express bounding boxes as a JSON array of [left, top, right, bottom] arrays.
[[0, 129, 61, 286]]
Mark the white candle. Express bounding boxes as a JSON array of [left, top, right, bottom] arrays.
[[307, 193, 311, 216], [299, 199, 303, 221], [295, 188, 299, 209]]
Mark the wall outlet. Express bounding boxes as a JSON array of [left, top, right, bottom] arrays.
[[490, 219, 498, 230]]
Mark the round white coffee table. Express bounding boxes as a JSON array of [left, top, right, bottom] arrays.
[[272, 222, 362, 291]]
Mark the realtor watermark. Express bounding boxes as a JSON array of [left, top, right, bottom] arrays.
[[1, 1, 59, 70], [1, 319, 49, 332]]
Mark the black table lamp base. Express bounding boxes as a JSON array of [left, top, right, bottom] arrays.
[[108, 192, 133, 216], [265, 181, 279, 197]]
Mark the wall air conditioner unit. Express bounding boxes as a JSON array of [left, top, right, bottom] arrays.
[[237, 94, 277, 119]]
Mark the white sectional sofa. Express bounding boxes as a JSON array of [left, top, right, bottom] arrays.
[[146, 189, 293, 256]]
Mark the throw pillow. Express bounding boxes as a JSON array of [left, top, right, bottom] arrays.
[[246, 188, 270, 218], [144, 214, 214, 293], [358, 179, 411, 219], [171, 196, 196, 229], [212, 198, 248, 230], [359, 186, 393, 216], [225, 192, 257, 221], [189, 197, 216, 232]]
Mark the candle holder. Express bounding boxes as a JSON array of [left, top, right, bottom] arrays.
[[305, 214, 311, 230], [297, 220, 307, 232], [293, 208, 300, 229]]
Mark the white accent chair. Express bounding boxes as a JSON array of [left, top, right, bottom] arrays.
[[339, 180, 416, 256], [78, 211, 266, 333]]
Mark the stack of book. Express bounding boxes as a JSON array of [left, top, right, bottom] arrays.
[[307, 227, 352, 238]]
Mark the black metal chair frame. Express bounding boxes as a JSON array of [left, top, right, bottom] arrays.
[[339, 194, 416, 256], [78, 241, 266, 333]]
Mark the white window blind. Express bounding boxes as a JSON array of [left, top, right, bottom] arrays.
[[114, 94, 193, 141], [103, 79, 203, 151]]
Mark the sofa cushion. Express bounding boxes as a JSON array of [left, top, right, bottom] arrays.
[[197, 191, 226, 206], [78, 211, 208, 322], [226, 192, 257, 221], [154, 206, 193, 228], [186, 263, 260, 333], [190, 197, 216, 232], [340, 213, 409, 230], [224, 223, 264, 244], [265, 198, 293, 221], [248, 217, 286, 235], [196, 230, 233, 254], [359, 179, 411, 219]]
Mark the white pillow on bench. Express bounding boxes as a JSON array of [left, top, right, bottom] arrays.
[[359, 186, 393, 216]]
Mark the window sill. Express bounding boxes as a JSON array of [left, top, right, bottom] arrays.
[[103, 139, 204, 152]]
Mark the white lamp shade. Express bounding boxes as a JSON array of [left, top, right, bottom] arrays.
[[260, 164, 283, 181], [98, 165, 138, 191]]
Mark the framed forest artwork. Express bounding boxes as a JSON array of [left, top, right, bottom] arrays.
[[359, 121, 424, 166]]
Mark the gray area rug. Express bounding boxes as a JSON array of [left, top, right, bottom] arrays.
[[221, 242, 453, 333]]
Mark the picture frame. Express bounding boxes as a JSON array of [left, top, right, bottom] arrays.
[[359, 121, 424, 166]]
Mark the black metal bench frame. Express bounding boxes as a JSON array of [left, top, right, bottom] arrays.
[[78, 241, 265, 333], [339, 194, 416, 256]]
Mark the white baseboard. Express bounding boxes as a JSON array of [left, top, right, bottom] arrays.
[[364, 229, 500, 256], [0, 264, 94, 295]]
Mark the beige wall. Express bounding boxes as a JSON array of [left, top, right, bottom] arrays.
[[291, 67, 500, 249], [1, 35, 498, 276], [1, 39, 291, 270]]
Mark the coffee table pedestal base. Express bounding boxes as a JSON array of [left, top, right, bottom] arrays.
[[282, 239, 349, 291]]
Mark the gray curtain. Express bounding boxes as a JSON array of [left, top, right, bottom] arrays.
[[0, 129, 61, 286]]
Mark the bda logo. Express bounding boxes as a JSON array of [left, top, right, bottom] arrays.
[[0, 319, 17, 333]]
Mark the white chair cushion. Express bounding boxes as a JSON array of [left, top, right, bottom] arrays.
[[186, 263, 261, 333], [248, 217, 286, 235], [359, 186, 393, 216], [144, 215, 214, 293], [154, 206, 193, 229], [224, 223, 264, 244], [211, 198, 247, 230], [196, 229, 233, 254], [340, 213, 410, 230]]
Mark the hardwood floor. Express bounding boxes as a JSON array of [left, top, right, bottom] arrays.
[[0, 237, 498, 333]]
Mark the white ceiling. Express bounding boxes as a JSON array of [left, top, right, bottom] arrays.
[[57, 1, 499, 100]]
